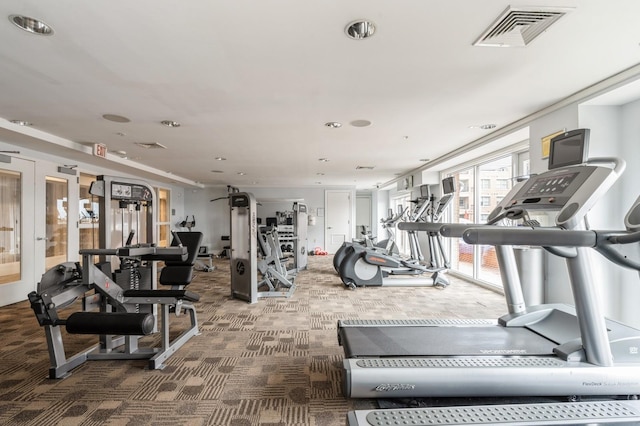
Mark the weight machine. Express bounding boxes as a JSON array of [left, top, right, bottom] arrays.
[[229, 192, 296, 303], [28, 176, 202, 378]]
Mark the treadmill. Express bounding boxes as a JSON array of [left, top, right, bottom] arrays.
[[338, 129, 640, 404]]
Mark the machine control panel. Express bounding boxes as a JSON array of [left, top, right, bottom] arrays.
[[505, 166, 596, 211], [111, 182, 153, 201]]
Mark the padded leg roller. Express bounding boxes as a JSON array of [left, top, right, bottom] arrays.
[[65, 312, 155, 335]]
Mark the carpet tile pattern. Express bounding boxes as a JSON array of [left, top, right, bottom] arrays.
[[0, 255, 506, 425]]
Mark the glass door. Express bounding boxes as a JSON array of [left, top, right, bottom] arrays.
[[0, 157, 35, 306], [34, 165, 79, 277], [44, 177, 69, 269]]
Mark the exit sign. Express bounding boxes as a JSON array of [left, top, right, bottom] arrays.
[[93, 143, 107, 158]]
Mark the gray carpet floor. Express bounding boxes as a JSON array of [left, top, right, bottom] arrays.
[[0, 255, 506, 425]]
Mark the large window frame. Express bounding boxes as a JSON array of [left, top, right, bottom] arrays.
[[442, 143, 529, 289]]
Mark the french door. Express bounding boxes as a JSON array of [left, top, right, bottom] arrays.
[[0, 157, 35, 305], [0, 158, 77, 307]]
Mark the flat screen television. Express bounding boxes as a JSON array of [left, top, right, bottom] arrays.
[[442, 176, 455, 194], [548, 129, 590, 170]]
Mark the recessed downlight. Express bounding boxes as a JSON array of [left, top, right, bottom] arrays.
[[325, 121, 342, 128], [210, 170, 224, 173], [480, 123, 497, 130], [237, 172, 246, 176], [9, 120, 32, 126], [345, 20, 376, 40], [102, 114, 131, 123], [9, 15, 53, 35], [161, 120, 180, 128], [215, 157, 226, 161], [318, 158, 330, 162], [419, 158, 431, 162]]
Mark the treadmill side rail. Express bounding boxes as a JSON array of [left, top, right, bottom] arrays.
[[347, 400, 640, 426], [343, 358, 640, 398]]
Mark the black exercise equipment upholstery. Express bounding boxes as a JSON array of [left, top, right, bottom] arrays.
[[160, 231, 203, 287]]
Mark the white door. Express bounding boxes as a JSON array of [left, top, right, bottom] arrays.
[[34, 164, 79, 277], [325, 190, 352, 254], [356, 195, 372, 238], [0, 157, 36, 306]]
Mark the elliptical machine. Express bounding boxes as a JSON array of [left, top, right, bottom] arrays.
[[338, 180, 453, 289], [332, 207, 402, 273]]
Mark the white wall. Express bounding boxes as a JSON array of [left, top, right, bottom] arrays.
[[0, 139, 187, 236], [525, 99, 640, 327], [183, 186, 339, 253]]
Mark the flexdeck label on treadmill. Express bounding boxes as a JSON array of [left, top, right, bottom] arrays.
[[480, 349, 528, 354], [375, 384, 416, 392]]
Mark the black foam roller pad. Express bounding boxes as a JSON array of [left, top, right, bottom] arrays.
[[65, 312, 155, 335]]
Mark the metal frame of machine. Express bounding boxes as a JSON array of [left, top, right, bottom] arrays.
[[340, 130, 640, 425]]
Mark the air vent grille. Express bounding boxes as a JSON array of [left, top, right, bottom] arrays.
[[474, 6, 572, 47], [135, 142, 167, 149]]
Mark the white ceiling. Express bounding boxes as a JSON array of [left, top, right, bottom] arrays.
[[1, 0, 640, 189]]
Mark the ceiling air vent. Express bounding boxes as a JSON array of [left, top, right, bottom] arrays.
[[474, 6, 573, 47], [135, 142, 167, 149]]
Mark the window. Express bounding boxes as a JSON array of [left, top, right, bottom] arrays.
[[496, 179, 510, 189], [45, 176, 68, 269], [390, 194, 411, 255], [443, 148, 524, 288], [0, 170, 21, 284], [79, 173, 99, 250], [157, 188, 171, 247]]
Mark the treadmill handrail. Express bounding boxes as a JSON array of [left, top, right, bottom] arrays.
[[462, 227, 598, 247]]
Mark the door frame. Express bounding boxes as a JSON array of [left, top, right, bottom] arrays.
[[34, 164, 79, 276], [324, 189, 355, 254], [0, 156, 36, 306]]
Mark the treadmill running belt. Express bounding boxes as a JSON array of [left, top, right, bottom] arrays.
[[340, 326, 556, 358]]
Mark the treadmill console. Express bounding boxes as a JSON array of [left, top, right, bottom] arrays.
[[506, 167, 595, 210], [523, 172, 579, 196]]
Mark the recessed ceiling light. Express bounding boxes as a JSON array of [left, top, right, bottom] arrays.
[[318, 158, 330, 162], [469, 123, 497, 130], [419, 158, 431, 162], [237, 172, 246, 176], [116, 132, 126, 137], [350, 119, 372, 127], [316, 173, 325, 176], [9, 15, 53, 35], [315, 181, 323, 184], [9, 120, 32, 126], [215, 157, 226, 161], [161, 120, 180, 128], [114, 150, 127, 158], [210, 170, 224, 173], [345, 20, 376, 40], [325, 121, 342, 128], [102, 114, 131, 123]]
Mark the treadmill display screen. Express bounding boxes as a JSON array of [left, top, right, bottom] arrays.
[[524, 172, 579, 196]]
